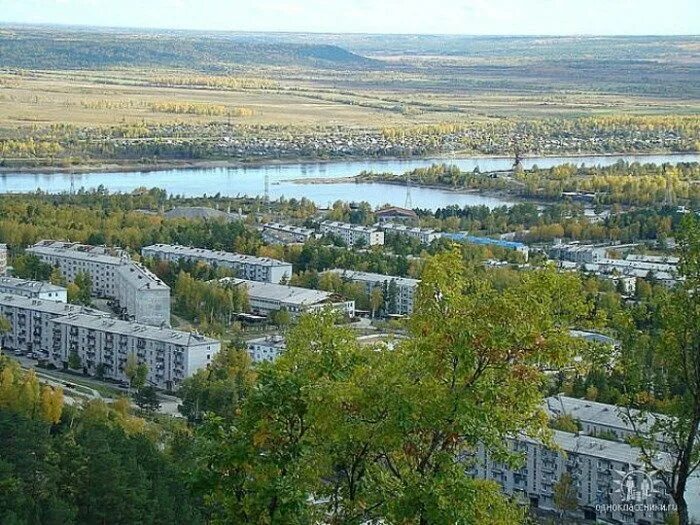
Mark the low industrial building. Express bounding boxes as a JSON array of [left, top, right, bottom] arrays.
[[142, 244, 292, 284], [327, 269, 420, 315], [320, 221, 384, 246], [27, 240, 171, 326], [246, 335, 286, 363], [262, 222, 315, 244], [0, 277, 67, 302], [51, 313, 220, 390], [441, 233, 530, 261], [381, 223, 440, 244], [218, 277, 355, 318]]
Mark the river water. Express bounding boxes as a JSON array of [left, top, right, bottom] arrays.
[[1, 153, 697, 210]]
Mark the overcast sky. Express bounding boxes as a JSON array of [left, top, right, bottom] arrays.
[[0, 0, 698, 35]]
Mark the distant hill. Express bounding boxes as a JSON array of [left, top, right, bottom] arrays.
[[0, 25, 376, 70]]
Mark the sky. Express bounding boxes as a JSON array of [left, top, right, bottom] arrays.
[[0, 0, 698, 35]]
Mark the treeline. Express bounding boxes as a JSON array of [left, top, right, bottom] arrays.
[[149, 102, 255, 117], [0, 355, 203, 524]]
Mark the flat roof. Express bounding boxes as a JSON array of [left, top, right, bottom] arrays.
[[0, 277, 66, 294], [142, 244, 291, 268], [0, 294, 103, 316], [321, 221, 380, 233], [219, 277, 338, 306], [52, 313, 219, 347], [263, 223, 314, 235], [116, 263, 169, 291], [28, 240, 128, 265], [441, 233, 527, 250], [328, 269, 420, 287]]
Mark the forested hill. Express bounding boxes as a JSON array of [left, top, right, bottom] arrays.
[[0, 25, 377, 70]]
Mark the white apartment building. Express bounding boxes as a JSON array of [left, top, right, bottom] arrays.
[[0, 243, 7, 276], [246, 335, 286, 363], [218, 277, 355, 318], [262, 223, 315, 244], [327, 269, 420, 315], [549, 243, 608, 264], [27, 240, 170, 326], [51, 313, 220, 390], [381, 222, 440, 244], [0, 294, 106, 357], [320, 221, 384, 246], [0, 277, 67, 302], [141, 244, 292, 284], [474, 430, 675, 524]]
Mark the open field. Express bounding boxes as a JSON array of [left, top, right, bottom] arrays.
[[0, 26, 697, 168]]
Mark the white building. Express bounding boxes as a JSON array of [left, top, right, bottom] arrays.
[[474, 430, 675, 524], [381, 223, 440, 244], [0, 243, 7, 276], [0, 277, 67, 302], [246, 335, 286, 363], [320, 221, 384, 247], [51, 313, 220, 390], [549, 243, 608, 264], [262, 223, 315, 244], [0, 294, 106, 357], [218, 277, 355, 318], [327, 269, 420, 315], [27, 240, 170, 327], [142, 244, 292, 284]]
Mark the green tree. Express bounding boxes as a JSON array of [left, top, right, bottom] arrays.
[[133, 386, 160, 413], [370, 285, 384, 318], [553, 472, 578, 519], [124, 353, 148, 391], [67, 351, 81, 371], [622, 214, 700, 525], [70, 272, 92, 305]]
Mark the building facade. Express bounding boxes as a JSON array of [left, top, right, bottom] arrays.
[[51, 313, 220, 390], [141, 244, 292, 284], [262, 223, 315, 244], [246, 335, 286, 363], [0, 243, 7, 276], [0, 294, 105, 357], [381, 223, 440, 244], [27, 240, 170, 326], [320, 221, 384, 246], [327, 269, 420, 315], [0, 277, 67, 302]]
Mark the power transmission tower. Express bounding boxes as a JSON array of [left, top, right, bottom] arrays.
[[405, 171, 413, 209]]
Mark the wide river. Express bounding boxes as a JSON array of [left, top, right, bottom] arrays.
[[1, 153, 698, 210]]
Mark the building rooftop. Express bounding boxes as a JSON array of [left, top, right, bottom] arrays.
[[0, 276, 66, 294], [52, 313, 218, 346], [142, 244, 291, 268], [164, 206, 245, 222], [328, 269, 420, 288], [28, 240, 129, 265], [375, 206, 419, 219], [441, 232, 528, 250], [116, 263, 169, 291], [321, 220, 380, 233], [544, 395, 661, 435], [0, 294, 104, 316], [382, 223, 438, 235], [247, 335, 287, 349], [219, 277, 337, 306], [263, 223, 314, 236]]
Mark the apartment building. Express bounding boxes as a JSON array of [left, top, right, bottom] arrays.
[[474, 430, 675, 524], [320, 221, 384, 246], [218, 277, 355, 318], [0, 277, 67, 302], [246, 335, 286, 363], [327, 269, 420, 315], [262, 222, 315, 244], [381, 222, 440, 244], [549, 243, 607, 264], [141, 244, 292, 284], [0, 294, 105, 357], [51, 313, 220, 390], [0, 243, 7, 276], [27, 240, 170, 326]]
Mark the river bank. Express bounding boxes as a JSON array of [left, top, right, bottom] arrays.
[[0, 150, 697, 176]]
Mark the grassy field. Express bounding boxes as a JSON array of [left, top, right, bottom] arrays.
[[0, 26, 697, 167]]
